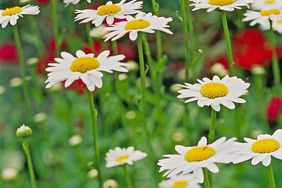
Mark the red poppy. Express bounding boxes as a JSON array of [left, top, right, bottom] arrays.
[[82, 42, 104, 54], [266, 97, 282, 122], [206, 56, 229, 70], [0, 43, 18, 64], [35, 0, 49, 5]]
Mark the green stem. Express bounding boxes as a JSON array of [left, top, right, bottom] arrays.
[[29, 16, 45, 55], [22, 141, 37, 188], [151, 0, 162, 60], [266, 165, 276, 188], [51, 0, 59, 55], [270, 21, 281, 88], [186, 0, 196, 60], [180, 0, 190, 80], [86, 90, 103, 188], [137, 34, 158, 186], [208, 110, 217, 143], [221, 12, 234, 75], [83, 1, 94, 51], [204, 169, 212, 188], [112, 40, 118, 55], [12, 25, 31, 113], [123, 166, 134, 188]]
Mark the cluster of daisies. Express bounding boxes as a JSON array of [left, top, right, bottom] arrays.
[[158, 129, 282, 187]]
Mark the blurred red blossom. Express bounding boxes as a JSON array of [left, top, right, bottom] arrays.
[[266, 97, 282, 122], [0, 43, 18, 64], [66, 79, 97, 95], [35, 0, 49, 5]]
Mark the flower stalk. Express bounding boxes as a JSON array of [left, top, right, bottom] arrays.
[[266, 165, 276, 188], [208, 109, 217, 143], [22, 140, 37, 188], [204, 169, 212, 188], [122, 166, 134, 188], [51, 0, 59, 55]]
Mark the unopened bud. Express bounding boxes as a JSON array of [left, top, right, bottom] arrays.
[[16, 125, 32, 139]]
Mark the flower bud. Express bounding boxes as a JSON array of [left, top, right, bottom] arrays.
[[16, 124, 32, 139]]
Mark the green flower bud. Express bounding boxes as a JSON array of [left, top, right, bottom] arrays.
[[16, 125, 32, 139]]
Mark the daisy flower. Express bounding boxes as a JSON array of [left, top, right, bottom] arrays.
[[75, 0, 143, 26], [158, 137, 239, 183], [177, 75, 250, 112], [233, 129, 282, 166], [159, 174, 201, 188], [190, 0, 254, 12], [243, 9, 282, 27], [45, 50, 128, 91], [105, 146, 147, 168], [0, 5, 40, 28], [64, 0, 91, 6], [272, 17, 282, 34], [251, 0, 282, 10], [104, 12, 173, 41]]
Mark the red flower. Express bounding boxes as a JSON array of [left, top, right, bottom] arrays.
[[206, 56, 229, 70], [47, 37, 68, 55], [266, 97, 282, 122], [109, 43, 137, 61], [233, 29, 281, 70], [35, 0, 49, 5], [0, 43, 18, 64], [82, 42, 104, 54], [66, 79, 97, 95], [35, 54, 55, 75]]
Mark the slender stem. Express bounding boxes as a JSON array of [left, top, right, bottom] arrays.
[[204, 169, 212, 188], [12, 25, 31, 113], [151, 0, 163, 61], [122, 166, 134, 188], [137, 34, 158, 186], [180, 0, 190, 80], [270, 21, 281, 88], [266, 165, 276, 188], [208, 110, 217, 143], [51, 0, 59, 55], [221, 12, 234, 75], [186, 0, 196, 60], [22, 141, 37, 188], [86, 90, 103, 188], [29, 16, 45, 55], [112, 40, 118, 55], [83, 1, 94, 52]]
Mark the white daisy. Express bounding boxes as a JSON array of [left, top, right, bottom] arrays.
[[104, 12, 173, 41], [233, 129, 282, 166], [251, 0, 282, 10], [64, 0, 91, 6], [243, 9, 282, 28], [158, 137, 239, 183], [272, 17, 282, 33], [105, 146, 147, 168], [159, 174, 201, 188], [0, 5, 40, 28], [177, 75, 250, 112], [190, 0, 254, 12], [75, 0, 143, 26], [45, 50, 128, 91]]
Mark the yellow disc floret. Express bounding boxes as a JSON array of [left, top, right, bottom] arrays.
[[2, 6, 22, 16], [70, 57, 100, 73], [200, 82, 229, 99], [185, 146, 216, 162], [251, 139, 280, 153], [125, 20, 151, 30], [260, 9, 281, 16], [115, 155, 129, 163], [209, 0, 236, 6], [97, 4, 122, 16], [172, 181, 188, 188], [265, 0, 275, 4]]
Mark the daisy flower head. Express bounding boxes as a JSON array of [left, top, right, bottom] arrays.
[[64, 0, 91, 6], [251, 0, 282, 10], [104, 12, 173, 41], [158, 137, 239, 183], [0, 5, 40, 28], [159, 174, 201, 188], [177, 75, 250, 112], [105, 146, 147, 168], [233, 129, 282, 166], [272, 17, 282, 34], [45, 50, 128, 91], [75, 0, 143, 26], [243, 9, 282, 28], [190, 0, 254, 12]]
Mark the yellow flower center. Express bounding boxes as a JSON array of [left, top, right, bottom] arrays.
[[125, 20, 151, 30], [115, 155, 129, 163], [184, 146, 216, 162], [97, 4, 122, 16], [260, 9, 281, 16], [265, 0, 275, 4], [200, 82, 229, 99], [2, 6, 22, 16], [251, 139, 280, 153], [171, 181, 188, 188], [70, 57, 100, 73], [209, 0, 236, 6]]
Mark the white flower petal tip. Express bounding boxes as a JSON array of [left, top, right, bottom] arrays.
[[105, 146, 147, 168], [74, 0, 143, 26], [0, 5, 40, 28], [45, 50, 128, 92], [158, 137, 240, 179], [103, 12, 173, 41], [158, 174, 201, 188], [176, 75, 250, 111]]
